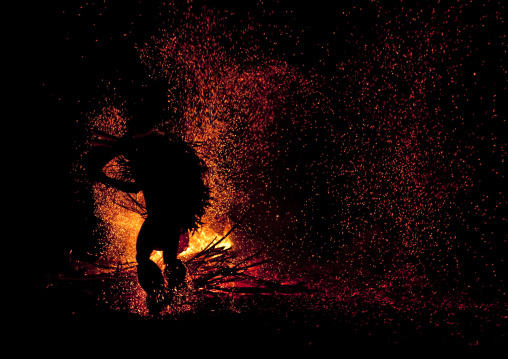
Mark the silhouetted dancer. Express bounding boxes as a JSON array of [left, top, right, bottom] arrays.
[[88, 130, 210, 314]]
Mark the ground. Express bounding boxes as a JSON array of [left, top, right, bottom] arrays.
[[14, 255, 507, 357]]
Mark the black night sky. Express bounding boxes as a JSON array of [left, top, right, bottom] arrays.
[[9, 0, 507, 355]]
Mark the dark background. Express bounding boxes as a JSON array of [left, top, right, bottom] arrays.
[[9, 0, 506, 295], [10, 0, 367, 274], [6, 2, 506, 355]]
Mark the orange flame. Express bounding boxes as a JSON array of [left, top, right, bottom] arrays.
[[179, 225, 233, 260], [93, 181, 232, 267]]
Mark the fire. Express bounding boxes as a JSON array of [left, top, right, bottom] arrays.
[[92, 182, 143, 264], [150, 225, 234, 266], [93, 180, 232, 267], [179, 225, 233, 260]]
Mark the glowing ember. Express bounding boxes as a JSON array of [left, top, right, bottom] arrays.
[[81, 4, 328, 272], [67, 1, 505, 323], [22, 2, 506, 352]]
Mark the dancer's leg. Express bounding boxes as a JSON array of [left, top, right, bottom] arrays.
[[136, 218, 166, 313]]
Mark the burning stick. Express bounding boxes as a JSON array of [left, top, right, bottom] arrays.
[[183, 209, 265, 289], [182, 219, 307, 295]]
